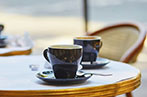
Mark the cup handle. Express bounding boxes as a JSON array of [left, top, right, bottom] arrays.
[[99, 41, 103, 48], [43, 49, 50, 63], [96, 41, 103, 50]]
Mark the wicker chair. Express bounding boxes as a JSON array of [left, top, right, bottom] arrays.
[[88, 22, 146, 97]]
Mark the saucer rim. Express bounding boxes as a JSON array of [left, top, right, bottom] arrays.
[[36, 70, 92, 84], [0, 35, 7, 40], [81, 57, 110, 69], [0, 42, 7, 48], [36, 71, 92, 80]]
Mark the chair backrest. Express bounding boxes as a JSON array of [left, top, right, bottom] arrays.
[[88, 22, 146, 63]]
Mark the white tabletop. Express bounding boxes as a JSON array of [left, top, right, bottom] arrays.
[[0, 55, 140, 90]]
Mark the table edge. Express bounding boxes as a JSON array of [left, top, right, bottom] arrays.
[[0, 72, 141, 97]]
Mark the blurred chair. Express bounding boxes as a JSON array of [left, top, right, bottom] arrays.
[[88, 22, 146, 97]]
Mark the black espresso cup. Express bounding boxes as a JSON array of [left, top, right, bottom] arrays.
[[43, 45, 83, 79], [74, 36, 102, 64]]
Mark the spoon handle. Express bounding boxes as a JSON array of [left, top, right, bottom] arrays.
[[85, 73, 112, 76]]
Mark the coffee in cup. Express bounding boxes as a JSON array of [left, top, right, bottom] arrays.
[[43, 45, 83, 79]]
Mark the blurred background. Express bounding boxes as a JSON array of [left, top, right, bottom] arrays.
[[1, 0, 147, 54], [0, 0, 147, 96]]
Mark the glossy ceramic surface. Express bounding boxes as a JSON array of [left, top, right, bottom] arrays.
[[81, 57, 110, 69], [36, 71, 92, 85], [0, 24, 7, 48], [0, 36, 7, 48], [74, 36, 102, 63], [0, 24, 4, 33], [43, 45, 83, 79]]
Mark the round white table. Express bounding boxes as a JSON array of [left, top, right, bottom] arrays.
[[0, 55, 141, 97]]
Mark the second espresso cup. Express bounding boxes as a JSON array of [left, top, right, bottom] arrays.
[[74, 36, 102, 64], [43, 45, 83, 79]]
